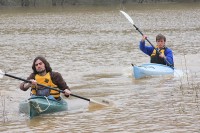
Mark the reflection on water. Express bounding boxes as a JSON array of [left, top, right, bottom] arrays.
[[0, 3, 200, 132]]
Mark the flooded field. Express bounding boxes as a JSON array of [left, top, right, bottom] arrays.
[[0, 3, 200, 132]]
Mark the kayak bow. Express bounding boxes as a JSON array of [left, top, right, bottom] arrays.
[[133, 63, 174, 79], [19, 96, 68, 118]]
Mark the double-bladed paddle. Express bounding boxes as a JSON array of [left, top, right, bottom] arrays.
[[120, 10, 174, 68], [0, 69, 110, 106]]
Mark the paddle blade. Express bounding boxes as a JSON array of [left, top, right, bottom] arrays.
[[0, 70, 5, 78], [89, 98, 113, 107], [120, 10, 134, 25]]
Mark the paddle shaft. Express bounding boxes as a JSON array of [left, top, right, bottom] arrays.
[[3, 73, 90, 102], [133, 25, 158, 52], [70, 94, 90, 102]]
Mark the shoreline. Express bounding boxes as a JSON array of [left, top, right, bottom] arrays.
[[0, 0, 199, 7]]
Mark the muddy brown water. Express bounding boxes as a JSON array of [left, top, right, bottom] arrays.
[[0, 3, 200, 132]]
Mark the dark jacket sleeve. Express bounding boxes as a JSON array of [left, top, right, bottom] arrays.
[[19, 73, 35, 91], [51, 72, 70, 91]]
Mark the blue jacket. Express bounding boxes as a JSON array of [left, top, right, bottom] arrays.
[[139, 41, 174, 66]]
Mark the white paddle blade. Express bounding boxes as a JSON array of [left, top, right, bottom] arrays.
[[0, 70, 5, 78], [120, 10, 134, 25], [90, 98, 111, 106]]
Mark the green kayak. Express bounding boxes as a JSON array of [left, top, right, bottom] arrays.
[[19, 96, 68, 118]]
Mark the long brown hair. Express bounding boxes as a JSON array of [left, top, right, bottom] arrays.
[[32, 56, 52, 74]]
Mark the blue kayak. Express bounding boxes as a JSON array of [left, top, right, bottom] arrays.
[[19, 96, 68, 118], [133, 63, 174, 79]]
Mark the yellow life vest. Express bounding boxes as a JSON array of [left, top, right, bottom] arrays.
[[31, 72, 60, 98], [151, 47, 165, 57], [150, 46, 166, 65]]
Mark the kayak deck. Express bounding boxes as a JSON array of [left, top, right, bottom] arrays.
[[133, 63, 174, 79], [19, 96, 68, 118]]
